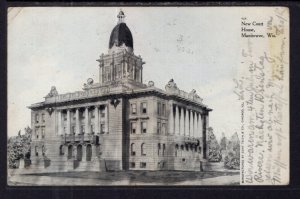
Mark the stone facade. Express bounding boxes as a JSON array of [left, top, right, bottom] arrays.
[[27, 10, 212, 172]]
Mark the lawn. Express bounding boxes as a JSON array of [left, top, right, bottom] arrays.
[[21, 170, 240, 185]]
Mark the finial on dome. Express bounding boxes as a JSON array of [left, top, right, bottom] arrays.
[[117, 9, 125, 24]]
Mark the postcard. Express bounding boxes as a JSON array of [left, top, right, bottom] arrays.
[[7, 6, 289, 186]]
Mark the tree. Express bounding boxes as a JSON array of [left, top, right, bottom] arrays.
[[224, 132, 240, 170], [207, 127, 222, 162], [7, 126, 32, 168]]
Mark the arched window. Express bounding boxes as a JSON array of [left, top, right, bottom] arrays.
[[158, 143, 161, 156], [86, 144, 92, 161], [131, 143, 136, 156], [35, 146, 38, 156], [68, 145, 73, 159], [59, 145, 64, 155], [141, 143, 146, 156], [77, 145, 82, 161], [162, 144, 166, 156]]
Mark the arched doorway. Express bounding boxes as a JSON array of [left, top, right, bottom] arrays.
[[68, 145, 73, 159], [77, 145, 82, 161], [86, 144, 92, 161]]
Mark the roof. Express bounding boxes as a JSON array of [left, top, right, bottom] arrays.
[[109, 23, 133, 49]]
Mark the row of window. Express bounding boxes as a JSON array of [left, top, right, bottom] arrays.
[[130, 162, 167, 169], [63, 123, 106, 134], [35, 113, 45, 124], [130, 143, 166, 157], [35, 127, 45, 139], [130, 102, 167, 116], [131, 102, 147, 115], [130, 121, 147, 134], [102, 64, 141, 82], [158, 143, 166, 156], [130, 143, 146, 156], [130, 143, 201, 158], [175, 144, 202, 157], [62, 110, 105, 121], [130, 121, 167, 135], [130, 162, 146, 168], [157, 122, 167, 134], [157, 102, 166, 116], [34, 145, 45, 156]]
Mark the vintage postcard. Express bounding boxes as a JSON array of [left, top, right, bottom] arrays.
[[7, 7, 289, 186]]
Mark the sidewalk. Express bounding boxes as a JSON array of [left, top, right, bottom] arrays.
[[8, 172, 240, 186]]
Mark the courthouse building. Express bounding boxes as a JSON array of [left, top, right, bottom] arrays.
[[28, 10, 212, 172]]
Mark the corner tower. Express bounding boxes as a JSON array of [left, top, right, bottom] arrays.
[[95, 10, 146, 89]]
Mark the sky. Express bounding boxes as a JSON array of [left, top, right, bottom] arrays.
[[8, 7, 243, 141]]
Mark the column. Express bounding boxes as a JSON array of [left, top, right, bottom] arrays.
[[141, 67, 143, 83], [99, 66, 102, 84], [104, 104, 109, 133], [202, 114, 208, 159], [82, 145, 86, 162], [85, 107, 89, 134], [58, 110, 62, 135], [175, 105, 179, 135], [189, 110, 192, 137], [66, 109, 71, 135], [133, 63, 136, 80], [194, 112, 198, 137], [198, 113, 202, 138], [168, 102, 174, 135], [180, 108, 184, 136], [185, 109, 189, 136], [192, 112, 195, 137], [95, 106, 99, 134], [76, 108, 80, 134]]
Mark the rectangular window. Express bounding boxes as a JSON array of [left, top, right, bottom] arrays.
[[162, 103, 166, 116], [81, 125, 85, 134], [158, 143, 161, 156], [162, 123, 166, 134], [163, 144, 166, 156], [91, 124, 95, 134], [41, 113, 45, 123], [131, 122, 136, 134], [35, 114, 39, 123], [157, 102, 161, 115], [35, 129, 39, 139], [141, 121, 147, 133], [131, 103, 137, 114], [130, 162, 136, 168], [157, 122, 161, 134], [141, 102, 147, 114], [140, 162, 147, 168], [100, 124, 105, 134]]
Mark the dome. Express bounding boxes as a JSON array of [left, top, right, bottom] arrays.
[[109, 23, 133, 49], [108, 10, 133, 50]]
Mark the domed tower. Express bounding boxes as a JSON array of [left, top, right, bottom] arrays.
[[109, 10, 133, 53], [96, 10, 146, 89]]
